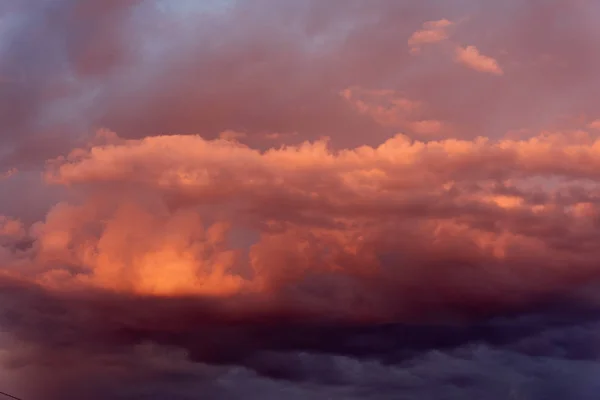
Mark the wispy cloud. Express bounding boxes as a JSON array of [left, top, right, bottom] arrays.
[[408, 19, 454, 53], [455, 45, 504, 75], [587, 119, 600, 130]]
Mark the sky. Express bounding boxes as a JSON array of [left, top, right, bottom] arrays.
[[2, 0, 600, 398]]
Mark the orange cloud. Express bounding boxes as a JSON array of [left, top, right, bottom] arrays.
[[455, 46, 504, 75], [0, 216, 25, 239], [1, 0, 600, 325], [0, 130, 589, 319], [4, 1, 600, 397], [340, 87, 423, 130], [408, 19, 454, 53]]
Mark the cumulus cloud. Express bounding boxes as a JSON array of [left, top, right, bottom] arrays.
[[455, 45, 504, 75], [4, 129, 600, 321], [3, 0, 600, 399]]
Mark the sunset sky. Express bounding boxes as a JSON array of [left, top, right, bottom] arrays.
[[2, 0, 600, 399]]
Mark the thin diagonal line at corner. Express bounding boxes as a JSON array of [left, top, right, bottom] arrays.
[[0, 391, 23, 400]]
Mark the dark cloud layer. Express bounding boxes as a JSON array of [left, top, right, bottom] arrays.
[[2, 278, 600, 399]]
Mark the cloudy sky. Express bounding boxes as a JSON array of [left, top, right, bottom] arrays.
[[2, 0, 600, 399]]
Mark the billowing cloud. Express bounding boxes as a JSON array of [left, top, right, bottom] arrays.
[[7, 129, 600, 319], [2, 0, 600, 399], [455, 45, 504, 75], [4, 129, 600, 397]]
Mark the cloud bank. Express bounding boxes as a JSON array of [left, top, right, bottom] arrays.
[[2, 0, 600, 399]]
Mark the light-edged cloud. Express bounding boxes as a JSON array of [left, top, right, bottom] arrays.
[[3, 0, 600, 398], [340, 87, 421, 129], [0, 129, 592, 322], [455, 46, 504, 75], [408, 19, 454, 53], [341, 88, 448, 137]]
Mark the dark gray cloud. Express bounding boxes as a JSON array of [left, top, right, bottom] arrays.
[[1, 278, 600, 399]]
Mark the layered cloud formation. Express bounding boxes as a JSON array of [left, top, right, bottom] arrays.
[[27, 130, 600, 313], [2, 0, 600, 399]]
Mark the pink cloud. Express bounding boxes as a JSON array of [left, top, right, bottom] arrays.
[[408, 19, 454, 53], [4, 1, 600, 397], [409, 120, 445, 135], [218, 130, 247, 141], [455, 46, 504, 75], [0, 168, 17, 180], [0, 130, 591, 319], [340, 87, 420, 129], [587, 120, 600, 130]]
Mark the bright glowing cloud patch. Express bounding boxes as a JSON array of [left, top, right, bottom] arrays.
[[408, 19, 454, 53], [455, 45, 504, 75]]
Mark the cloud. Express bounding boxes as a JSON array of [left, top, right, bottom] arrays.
[[2, 0, 598, 166], [588, 120, 600, 130], [408, 119, 446, 135], [408, 19, 454, 53], [6, 130, 599, 322], [2, 278, 600, 399], [0, 0, 149, 170], [3, 0, 600, 398], [455, 46, 504, 75], [219, 130, 247, 141], [0, 168, 16, 180], [0, 216, 25, 238], [339, 87, 449, 137], [263, 132, 299, 141], [340, 87, 420, 128]]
